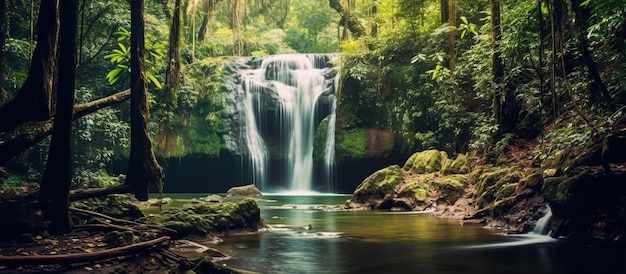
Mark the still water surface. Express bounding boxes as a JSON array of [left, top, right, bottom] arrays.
[[165, 194, 626, 274]]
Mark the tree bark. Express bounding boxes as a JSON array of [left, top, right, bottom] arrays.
[[570, 0, 613, 109], [197, 0, 216, 44], [0, 89, 130, 166], [328, 0, 367, 38], [0, 0, 59, 133], [157, 0, 182, 154], [39, 0, 78, 235], [0, 0, 7, 106], [491, 0, 505, 126], [448, 0, 457, 73], [126, 0, 164, 201]]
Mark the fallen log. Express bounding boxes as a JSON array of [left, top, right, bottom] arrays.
[[0, 236, 170, 267]]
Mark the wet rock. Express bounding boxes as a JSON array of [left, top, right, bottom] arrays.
[[543, 168, 626, 242], [142, 198, 261, 238], [226, 184, 262, 197], [349, 165, 404, 209]]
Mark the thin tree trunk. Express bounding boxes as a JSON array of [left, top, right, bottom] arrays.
[[440, 0, 449, 24], [158, 0, 182, 154], [549, 0, 563, 118], [197, 0, 214, 44], [0, 0, 59, 132], [126, 0, 164, 201], [0, 89, 130, 165], [39, 0, 78, 235], [491, 0, 505, 125], [448, 0, 456, 73], [0, 0, 7, 106], [570, 0, 613, 109]]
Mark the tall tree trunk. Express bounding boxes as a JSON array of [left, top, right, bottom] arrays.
[[448, 0, 456, 73], [0, 0, 7, 106], [197, 0, 215, 44], [570, 0, 613, 109], [125, 0, 164, 201], [549, 0, 564, 118], [39, 0, 77, 235], [440, 0, 449, 24], [0, 0, 59, 132], [490, 0, 505, 126], [158, 0, 182, 154], [232, 0, 245, 56]]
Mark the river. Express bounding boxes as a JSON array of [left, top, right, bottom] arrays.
[[162, 194, 626, 274]]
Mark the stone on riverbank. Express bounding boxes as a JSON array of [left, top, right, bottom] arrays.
[[226, 185, 262, 197]]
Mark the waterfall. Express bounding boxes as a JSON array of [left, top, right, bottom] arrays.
[[233, 54, 338, 192], [531, 206, 553, 235], [323, 97, 337, 192]]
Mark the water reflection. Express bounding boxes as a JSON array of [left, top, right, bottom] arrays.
[[165, 194, 626, 274]]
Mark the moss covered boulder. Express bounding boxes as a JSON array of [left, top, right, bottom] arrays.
[[142, 198, 261, 238], [403, 150, 447, 174], [71, 194, 144, 220], [349, 165, 404, 209], [348, 150, 471, 211]]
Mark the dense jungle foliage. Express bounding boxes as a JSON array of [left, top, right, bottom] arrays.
[[1, 0, 624, 189]]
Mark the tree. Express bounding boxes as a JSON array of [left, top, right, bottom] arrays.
[[125, 0, 164, 201], [490, 0, 504, 125], [0, 0, 58, 132], [39, 0, 78, 234], [157, 0, 182, 154]]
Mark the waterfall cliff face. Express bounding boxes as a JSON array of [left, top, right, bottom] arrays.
[[224, 54, 338, 192]]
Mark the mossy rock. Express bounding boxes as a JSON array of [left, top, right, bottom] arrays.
[[433, 174, 468, 204], [351, 165, 404, 207], [313, 116, 332, 162], [144, 198, 261, 237], [441, 153, 470, 175], [397, 174, 434, 202], [515, 170, 544, 194], [336, 128, 367, 159], [403, 150, 447, 174], [71, 194, 144, 220]]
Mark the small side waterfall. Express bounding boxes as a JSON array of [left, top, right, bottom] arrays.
[[228, 54, 338, 192], [531, 206, 553, 235]]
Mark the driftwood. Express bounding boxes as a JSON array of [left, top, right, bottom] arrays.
[[0, 236, 170, 267], [0, 89, 130, 165], [70, 206, 178, 235]]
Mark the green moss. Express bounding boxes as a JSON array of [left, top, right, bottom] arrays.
[[353, 165, 404, 203], [403, 150, 446, 174], [399, 174, 434, 202], [441, 153, 470, 175], [336, 128, 367, 159], [313, 116, 331, 161]]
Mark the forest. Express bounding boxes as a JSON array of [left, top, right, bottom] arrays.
[[0, 0, 625, 272]]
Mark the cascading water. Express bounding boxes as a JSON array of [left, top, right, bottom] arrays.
[[531, 206, 553, 235], [230, 54, 338, 193]]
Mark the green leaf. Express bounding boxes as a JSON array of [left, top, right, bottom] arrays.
[[146, 72, 163, 89]]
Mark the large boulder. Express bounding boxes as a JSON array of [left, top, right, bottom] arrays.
[[350, 165, 404, 209], [348, 150, 471, 211], [142, 198, 261, 238], [543, 168, 626, 242], [226, 184, 262, 197]]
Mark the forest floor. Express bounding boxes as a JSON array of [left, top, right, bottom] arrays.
[[0, 228, 250, 273]]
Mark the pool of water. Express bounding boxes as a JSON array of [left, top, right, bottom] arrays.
[[160, 194, 626, 274]]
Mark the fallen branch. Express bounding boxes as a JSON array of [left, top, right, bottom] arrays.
[[69, 184, 133, 202], [70, 206, 142, 226], [0, 236, 170, 267], [0, 89, 130, 165]]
